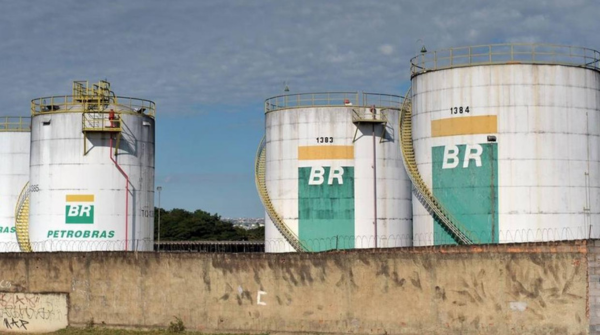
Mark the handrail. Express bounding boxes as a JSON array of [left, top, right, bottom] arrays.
[[254, 136, 308, 252], [14, 183, 30, 222], [72, 80, 116, 102], [398, 87, 477, 245], [32, 81, 154, 117], [265, 92, 404, 113], [82, 111, 122, 132], [0, 116, 31, 132], [410, 43, 600, 77], [14, 182, 32, 252], [362, 93, 403, 109], [351, 108, 389, 123], [31, 95, 156, 117]]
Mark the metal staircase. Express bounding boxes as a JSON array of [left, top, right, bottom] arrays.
[[75, 80, 123, 155], [255, 136, 308, 252], [399, 87, 477, 245], [14, 182, 32, 252]]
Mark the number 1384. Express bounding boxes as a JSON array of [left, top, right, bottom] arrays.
[[451, 106, 470, 114]]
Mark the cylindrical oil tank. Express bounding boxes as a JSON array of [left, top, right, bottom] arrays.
[[261, 92, 412, 252], [409, 43, 600, 245], [27, 81, 155, 251], [0, 117, 30, 252]]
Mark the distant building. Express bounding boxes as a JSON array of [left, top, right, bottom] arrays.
[[223, 217, 265, 230]]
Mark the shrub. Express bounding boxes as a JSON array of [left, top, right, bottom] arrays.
[[168, 316, 185, 333]]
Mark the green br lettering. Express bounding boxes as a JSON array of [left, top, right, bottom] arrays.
[[65, 205, 94, 224]]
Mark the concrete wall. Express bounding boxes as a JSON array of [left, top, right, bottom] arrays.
[[0, 241, 592, 334], [589, 240, 600, 334]]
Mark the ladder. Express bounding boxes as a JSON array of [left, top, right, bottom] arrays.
[[255, 137, 308, 252], [14, 182, 32, 252], [399, 87, 477, 245]]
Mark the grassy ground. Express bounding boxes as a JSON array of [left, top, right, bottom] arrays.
[[54, 329, 188, 335], [47, 328, 258, 335], [1, 318, 264, 335], [32, 325, 267, 335]]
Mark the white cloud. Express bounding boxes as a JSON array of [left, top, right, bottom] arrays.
[[0, 0, 597, 116], [379, 44, 395, 55]]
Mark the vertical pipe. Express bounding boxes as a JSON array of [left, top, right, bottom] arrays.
[[373, 123, 378, 248], [587, 112, 592, 238], [110, 135, 129, 250], [157, 187, 162, 252], [511, 44, 514, 61], [468, 47, 471, 65]]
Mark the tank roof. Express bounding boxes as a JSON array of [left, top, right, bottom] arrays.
[[410, 43, 600, 78], [264, 92, 404, 113], [31, 80, 156, 118]]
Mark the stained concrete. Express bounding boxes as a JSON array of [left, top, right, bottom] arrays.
[[0, 241, 590, 334]]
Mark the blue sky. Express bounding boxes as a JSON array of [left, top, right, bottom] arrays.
[[1, 0, 599, 218]]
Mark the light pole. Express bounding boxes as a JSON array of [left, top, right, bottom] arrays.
[[157, 186, 162, 252], [415, 39, 427, 71], [373, 121, 378, 248], [415, 38, 427, 55]]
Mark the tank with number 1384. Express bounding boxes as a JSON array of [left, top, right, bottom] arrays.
[[406, 43, 600, 245]]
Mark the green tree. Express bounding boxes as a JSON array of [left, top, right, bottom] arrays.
[[154, 208, 264, 241]]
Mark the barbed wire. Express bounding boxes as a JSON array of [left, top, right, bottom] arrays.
[[10, 239, 154, 252], [0, 239, 265, 253], [265, 226, 598, 252], [0, 226, 595, 253], [156, 240, 265, 253]]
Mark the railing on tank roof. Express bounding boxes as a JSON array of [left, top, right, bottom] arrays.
[[362, 93, 404, 109], [0, 116, 31, 132], [410, 43, 600, 77], [265, 92, 404, 113], [72, 80, 115, 100], [31, 95, 156, 117]]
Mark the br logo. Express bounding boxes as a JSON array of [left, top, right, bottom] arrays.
[[442, 144, 483, 169], [308, 167, 344, 185], [65, 195, 94, 224]]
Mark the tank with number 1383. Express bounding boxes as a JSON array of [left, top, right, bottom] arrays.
[[256, 92, 412, 252]]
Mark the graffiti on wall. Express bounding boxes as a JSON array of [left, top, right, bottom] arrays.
[[0, 293, 68, 333]]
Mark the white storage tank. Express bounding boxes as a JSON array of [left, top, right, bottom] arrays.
[[0, 117, 30, 252], [407, 43, 600, 245], [256, 92, 412, 252], [25, 81, 155, 251]]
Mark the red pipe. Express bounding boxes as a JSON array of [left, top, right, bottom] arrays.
[[110, 136, 129, 250]]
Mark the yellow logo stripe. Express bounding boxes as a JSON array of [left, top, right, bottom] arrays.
[[431, 115, 497, 138], [298, 145, 354, 160], [66, 195, 94, 202]]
